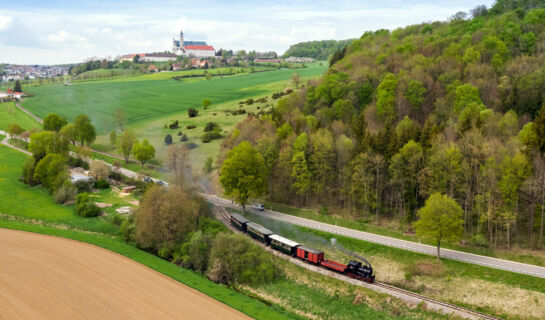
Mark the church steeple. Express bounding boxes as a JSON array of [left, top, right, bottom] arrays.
[[180, 29, 184, 48]]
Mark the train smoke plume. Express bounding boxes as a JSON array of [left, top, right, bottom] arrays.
[[330, 238, 371, 267]]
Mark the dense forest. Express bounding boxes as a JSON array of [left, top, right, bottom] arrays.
[[282, 39, 355, 60], [222, 0, 545, 251]]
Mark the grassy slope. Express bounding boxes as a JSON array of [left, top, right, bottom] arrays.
[[260, 200, 545, 267], [242, 210, 545, 319], [0, 102, 41, 132], [22, 64, 326, 134], [0, 145, 117, 234]]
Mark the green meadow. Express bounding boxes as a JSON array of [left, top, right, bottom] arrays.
[[0, 102, 41, 132], [22, 63, 327, 168], [23, 63, 326, 133]]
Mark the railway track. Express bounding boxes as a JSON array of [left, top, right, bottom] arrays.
[[216, 207, 502, 320]]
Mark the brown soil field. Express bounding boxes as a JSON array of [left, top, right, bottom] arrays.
[[0, 228, 251, 320]]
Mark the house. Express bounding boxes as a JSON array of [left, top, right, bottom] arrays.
[[148, 64, 159, 72], [172, 63, 182, 71], [190, 59, 210, 68], [119, 53, 146, 62], [70, 173, 91, 183], [140, 53, 177, 62], [0, 88, 25, 100]]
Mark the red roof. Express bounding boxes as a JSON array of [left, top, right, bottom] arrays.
[[185, 45, 215, 51]]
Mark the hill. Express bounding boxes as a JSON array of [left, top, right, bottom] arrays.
[[282, 39, 354, 60], [222, 0, 545, 251]]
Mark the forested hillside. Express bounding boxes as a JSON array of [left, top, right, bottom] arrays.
[[222, 0, 545, 251], [282, 39, 354, 60]]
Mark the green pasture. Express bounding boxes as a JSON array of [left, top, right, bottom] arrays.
[[22, 63, 326, 134], [0, 102, 41, 132], [0, 144, 116, 234]]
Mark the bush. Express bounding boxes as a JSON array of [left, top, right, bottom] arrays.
[[186, 124, 196, 129], [177, 131, 183, 136], [74, 180, 93, 193], [53, 182, 77, 204], [188, 108, 198, 117], [184, 142, 198, 149], [21, 158, 36, 186], [164, 134, 173, 145], [90, 160, 110, 180], [204, 122, 220, 132], [75, 193, 101, 217], [201, 130, 222, 143], [245, 98, 254, 105], [95, 178, 110, 189], [180, 134, 188, 142], [207, 233, 278, 285], [204, 156, 213, 173], [169, 120, 179, 129], [67, 156, 89, 169]]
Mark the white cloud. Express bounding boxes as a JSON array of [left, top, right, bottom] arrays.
[[0, 15, 12, 30], [48, 30, 86, 43]]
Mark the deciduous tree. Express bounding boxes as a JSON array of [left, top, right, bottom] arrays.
[[414, 193, 464, 260]]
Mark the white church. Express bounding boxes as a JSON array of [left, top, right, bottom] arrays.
[[173, 28, 216, 58]]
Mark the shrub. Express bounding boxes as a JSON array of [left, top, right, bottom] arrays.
[[204, 122, 220, 132], [67, 156, 89, 169], [207, 233, 278, 285], [169, 120, 179, 129], [21, 158, 36, 186], [186, 124, 196, 129], [74, 180, 93, 193], [201, 130, 222, 143], [95, 178, 110, 189], [90, 160, 110, 180], [188, 108, 198, 117], [204, 156, 213, 173], [180, 134, 188, 142], [53, 182, 77, 204], [245, 98, 254, 105], [164, 134, 173, 145], [184, 142, 198, 149], [177, 131, 183, 136], [75, 193, 101, 217]]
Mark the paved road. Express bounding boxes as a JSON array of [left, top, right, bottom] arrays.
[[201, 193, 545, 279], [0, 131, 32, 156]]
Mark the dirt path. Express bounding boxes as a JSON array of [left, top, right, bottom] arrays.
[[0, 228, 251, 320]]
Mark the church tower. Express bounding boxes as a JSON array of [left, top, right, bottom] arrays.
[[180, 29, 184, 49]]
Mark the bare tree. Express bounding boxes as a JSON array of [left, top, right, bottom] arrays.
[[166, 144, 190, 187]]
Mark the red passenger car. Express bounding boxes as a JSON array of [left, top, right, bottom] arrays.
[[296, 246, 324, 264]]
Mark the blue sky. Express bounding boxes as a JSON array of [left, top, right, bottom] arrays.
[[0, 0, 495, 65]]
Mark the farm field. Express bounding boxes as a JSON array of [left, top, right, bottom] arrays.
[[22, 63, 327, 168], [0, 102, 41, 132], [0, 228, 251, 320], [242, 210, 545, 320], [22, 63, 326, 133]]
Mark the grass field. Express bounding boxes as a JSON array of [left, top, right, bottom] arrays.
[[242, 209, 545, 319], [22, 63, 327, 168], [0, 101, 41, 132], [23, 63, 326, 134], [0, 144, 116, 234]]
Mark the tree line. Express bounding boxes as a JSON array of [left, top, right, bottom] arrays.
[[219, 1, 545, 251]]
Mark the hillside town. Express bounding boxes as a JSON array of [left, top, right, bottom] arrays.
[[1, 64, 69, 82]]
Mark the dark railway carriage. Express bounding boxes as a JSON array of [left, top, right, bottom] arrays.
[[230, 213, 250, 232], [246, 222, 273, 245], [296, 245, 324, 264], [269, 234, 299, 256]]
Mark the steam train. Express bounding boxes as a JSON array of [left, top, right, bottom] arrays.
[[229, 212, 375, 283]]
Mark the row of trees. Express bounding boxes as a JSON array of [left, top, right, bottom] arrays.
[[219, 2, 545, 250]]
